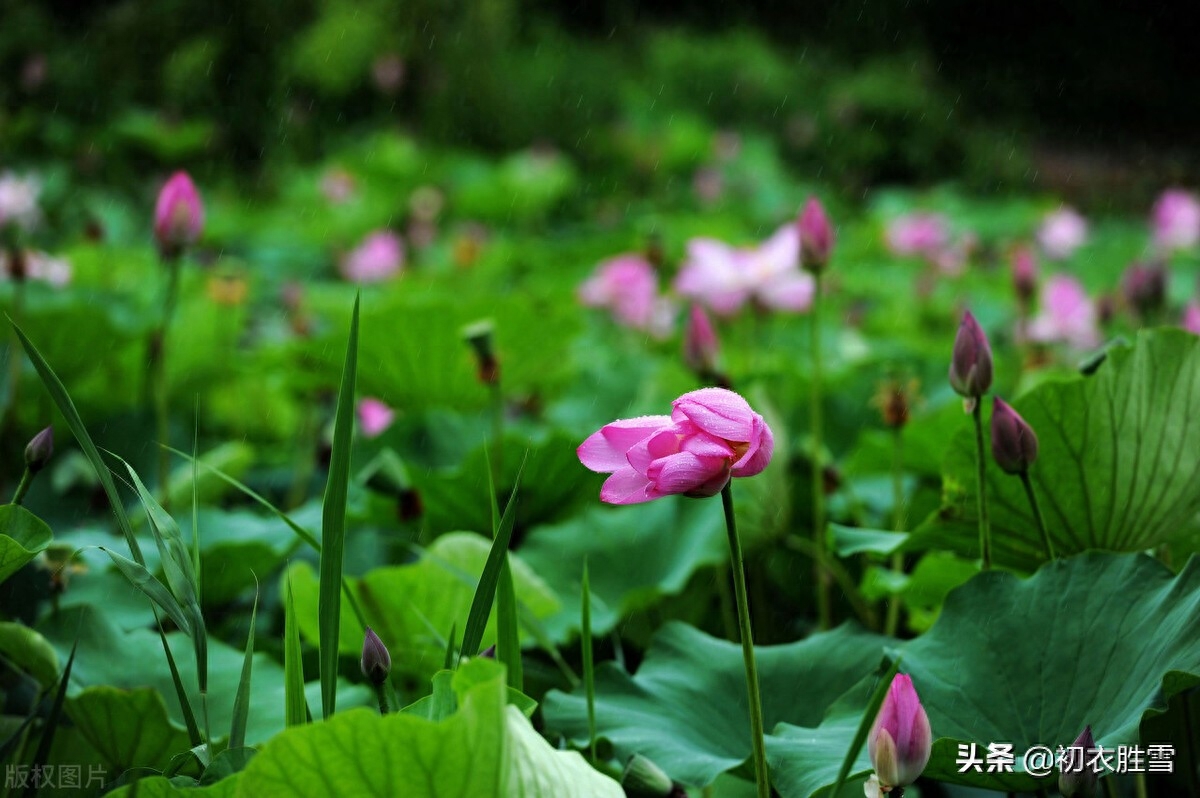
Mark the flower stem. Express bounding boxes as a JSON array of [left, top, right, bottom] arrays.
[[152, 258, 182, 511], [971, 400, 991, 570], [811, 274, 831, 629], [885, 427, 905, 637], [720, 483, 770, 798], [11, 467, 32, 506], [374, 684, 390, 715], [1019, 470, 1056, 561]]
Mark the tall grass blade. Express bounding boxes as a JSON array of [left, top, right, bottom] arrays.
[[157, 623, 201, 746], [284, 571, 308, 727], [318, 294, 359, 719], [496, 559, 522, 690], [100, 548, 191, 634], [24, 642, 76, 798], [229, 586, 258, 749]]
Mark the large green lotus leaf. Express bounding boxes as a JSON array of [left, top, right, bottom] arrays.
[[66, 687, 192, 773], [913, 330, 1200, 568], [0, 620, 60, 687], [518, 499, 726, 641], [107, 776, 236, 797], [766, 688, 873, 798], [0, 504, 54, 585], [183, 508, 304, 607], [288, 532, 559, 675], [227, 670, 620, 797], [899, 552, 1200, 792], [541, 621, 889, 787], [38, 606, 370, 745]]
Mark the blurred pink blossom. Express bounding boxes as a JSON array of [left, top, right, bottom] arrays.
[[357, 398, 395, 438], [153, 171, 204, 257], [885, 213, 949, 258], [1183, 302, 1200, 335], [341, 230, 405, 283], [320, 169, 356, 205], [674, 224, 814, 316], [0, 172, 42, 233], [1027, 275, 1100, 349], [1151, 189, 1200, 251], [0, 250, 71, 287], [692, 167, 724, 206], [1037, 207, 1088, 260], [579, 254, 675, 337]]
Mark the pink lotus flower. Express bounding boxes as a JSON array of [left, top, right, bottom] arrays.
[[1183, 302, 1200, 335], [579, 254, 675, 338], [683, 304, 720, 376], [154, 171, 204, 256], [674, 224, 814, 316], [1028, 275, 1100, 349], [577, 388, 774, 505], [341, 230, 405, 283], [1037, 207, 1088, 260], [868, 674, 932, 792], [0, 250, 71, 287], [0, 172, 41, 233], [885, 213, 949, 258], [357, 398, 395, 438], [1151, 189, 1200, 251]]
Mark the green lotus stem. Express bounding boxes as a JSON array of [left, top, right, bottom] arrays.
[[1104, 775, 1119, 798], [152, 258, 182, 511], [720, 483, 769, 798], [811, 274, 832, 629], [374, 684, 390, 715], [971, 400, 992, 570], [885, 427, 905, 637], [1019, 470, 1056, 561], [11, 467, 32, 506]]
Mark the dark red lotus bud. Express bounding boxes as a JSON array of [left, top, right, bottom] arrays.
[[949, 311, 993, 398], [991, 398, 1038, 474]]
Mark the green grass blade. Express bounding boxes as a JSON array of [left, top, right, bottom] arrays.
[[191, 404, 201, 602], [318, 294, 359, 719], [442, 623, 457, 671], [459, 454, 526, 663], [24, 641, 76, 798], [157, 622, 202, 746], [829, 656, 903, 798], [581, 557, 596, 762], [11, 322, 144, 565], [284, 571, 308, 727], [100, 547, 191, 634], [229, 586, 258, 749], [496, 558, 522, 690]]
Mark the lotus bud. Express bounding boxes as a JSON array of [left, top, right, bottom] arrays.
[[621, 754, 686, 798], [1058, 725, 1099, 798], [463, 320, 499, 386], [949, 311, 993, 399], [360, 627, 391, 686], [683, 305, 720, 375], [1011, 246, 1038, 305], [1121, 261, 1167, 319], [478, 645, 496, 659], [24, 426, 53, 472], [153, 171, 204, 259], [868, 674, 932, 792], [990, 398, 1038, 474], [798, 196, 835, 274]]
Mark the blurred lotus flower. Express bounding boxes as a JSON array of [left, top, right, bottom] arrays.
[[1011, 246, 1039, 304], [1151, 188, 1200, 251], [1121, 261, 1167, 319], [692, 167, 724, 206], [991, 398, 1038, 474], [798, 197, 835, 273], [1028, 275, 1100, 349], [578, 388, 774, 505], [0, 172, 42, 233], [885, 213, 949, 258], [372, 53, 406, 94], [1058, 726, 1098, 798], [579, 254, 675, 338], [1184, 302, 1200, 334], [1, 250, 71, 287], [1037, 207, 1088, 260], [341, 230, 405, 283], [674, 224, 814, 316], [153, 171, 204, 258], [683, 304, 720, 377], [872, 378, 919, 430], [868, 674, 932, 792], [24, 426, 53, 472], [360, 627, 392, 686], [949, 311, 993, 399], [319, 169, 356, 205], [357, 398, 395, 438]]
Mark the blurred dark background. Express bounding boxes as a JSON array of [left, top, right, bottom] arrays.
[[1, 0, 1195, 201]]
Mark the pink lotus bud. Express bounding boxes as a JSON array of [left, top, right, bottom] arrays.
[[357, 398, 395, 438], [360, 626, 391, 686], [577, 388, 773, 505], [24, 426, 53, 472], [798, 196, 834, 273], [949, 311, 993, 398], [990, 398, 1038, 474], [153, 171, 204, 258], [1151, 189, 1200, 251], [683, 305, 720, 376], [340, 230, 405, 283], [1183, 302, 1200, 335], [1011, 246, 1038, 304], [1037, 207, 1088, 260], [1120, 261, 1167, 319], [1058, 726, 1098, 798], [868, 674, 932, 791]]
